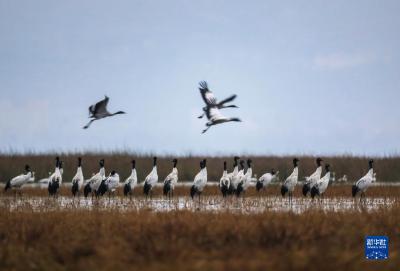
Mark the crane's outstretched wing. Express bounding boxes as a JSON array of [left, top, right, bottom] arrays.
[[95, 96, 109, 113], [217, 94, 237, 106], [88, 96, 109, 117], [199, 81, 217, 106]]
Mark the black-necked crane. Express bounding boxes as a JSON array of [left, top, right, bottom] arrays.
[[48, 157, 62, 197], [163, 159, 178, 199], [311, 164, 331, 200], [256, 169, 279, 192], [4, 164, 33, 196], [83, 96, 126, 129], [71, 157, 84, 197], [84, 159, 105, 198], [97, 170, 120, 199], [219, 161, 230, 197], [302, 158, 323, 197], [198, 81, 238, 119], [198, 81, 241, 134], [236, 159, 253, 197], [190, 159, 207, 204], [281, 158, 299, 203], [352, 160, 374, 202], [230, 159, 245, 193], [124, 160, 137, 199], [143, 157, 158, 198], [228, 156, 240, 195]]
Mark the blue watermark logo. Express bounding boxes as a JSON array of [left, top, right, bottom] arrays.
[[365, 236, 389, 260]]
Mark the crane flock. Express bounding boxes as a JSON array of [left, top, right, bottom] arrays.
[[3, 157, 376, 203]]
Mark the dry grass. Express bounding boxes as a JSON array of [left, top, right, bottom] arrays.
[[1, 154, 400, 185], [0, 203, 399, 271]]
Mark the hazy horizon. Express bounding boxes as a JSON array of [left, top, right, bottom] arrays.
[[1, 1, 400, 156]]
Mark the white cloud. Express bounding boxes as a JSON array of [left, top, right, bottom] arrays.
[[313, 52, 376, 70]]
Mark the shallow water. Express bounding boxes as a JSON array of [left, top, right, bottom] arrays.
[[0, 195, 397, 214]]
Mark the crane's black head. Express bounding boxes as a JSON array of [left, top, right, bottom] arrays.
[[25, 164, 31, 172], [153, 157, 157, 166], [247, 159, 252, 167], [78, 157, 82, 166], [115, 111, 126, 115], [316, 157, 323, 166], [369, 159, 374, 169], [131, 160, 136, 168], [239, 160, 245, 169], [325, 164, 330, 172], [55, 156, 60, 167], [111, 170, 116, 175], [199, 160, 204, 169], [172, 159, 178, 167], [99, 159, 105, 167], [202, 159, 207, 167], [271, 168, 276, 175], [223, 161, 227, 170], [293, 158, 299, 167]]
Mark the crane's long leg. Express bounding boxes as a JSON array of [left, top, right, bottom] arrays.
[[202, 126, 211, 134], [83, 119, 96, 129]]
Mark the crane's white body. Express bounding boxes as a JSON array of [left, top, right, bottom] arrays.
[[193, 166, 207, 192], [219, 169, 230, 188], [105, 173, 120, 192], [241, 167, 253, 191], [259, 172, 278, 187], [305, 166, 322, 187], [89, 167, 105, 191], [355, 168, 374, 193], [232, 167, 244, 190], [283, 167, 298, 192], [72, 166, 84, 191], [228, 164, 239, 188], [125, 168, 138, 189], [145, 166, 158, 186], [164, 167, 178, 190], [259, 172, 277, 186], [50, 166, 62, 185], [9, 172, 32, 188], [313, 171, 331, 195]]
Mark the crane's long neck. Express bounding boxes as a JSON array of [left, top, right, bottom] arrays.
[[112, 111, 125, 116]]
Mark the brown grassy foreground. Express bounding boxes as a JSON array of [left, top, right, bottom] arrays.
[[0, 205, 399, 271], [1, 153, 400, 185], [0, 186, 399, 271]]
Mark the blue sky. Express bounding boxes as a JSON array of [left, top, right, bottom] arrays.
[[0, 0, 399, 155]]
